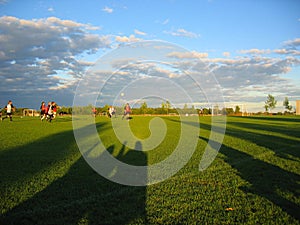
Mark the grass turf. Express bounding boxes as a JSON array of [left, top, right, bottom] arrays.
[[0, 115, 299, 224]]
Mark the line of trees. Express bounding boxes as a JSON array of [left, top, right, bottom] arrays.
[[67, 101, 243, 116], [68, 95, 296, 116], [264, 94, 294, 114], [5, 95, 295, 117]]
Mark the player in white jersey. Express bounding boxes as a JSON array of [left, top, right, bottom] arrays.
[[2, 100, 15, 122]]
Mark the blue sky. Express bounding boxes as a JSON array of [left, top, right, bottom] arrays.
[[0, 0, 300, 111]]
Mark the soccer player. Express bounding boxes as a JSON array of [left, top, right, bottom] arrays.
[[2, 100, 15, 122], [40, 101, 47, 121], [47, 102, 55, 122]]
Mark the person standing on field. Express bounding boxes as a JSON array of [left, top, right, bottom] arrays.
[[45, 101, 51, 121], [40, 101, 47, 121], [108, 106, 116, 118], [53, 102, 57, 119], [2, 100, 15, 122], [47, 101, 55, 122], [122, 103, 131, 120]]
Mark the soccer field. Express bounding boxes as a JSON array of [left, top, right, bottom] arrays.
[[0, 115, 299, 224]]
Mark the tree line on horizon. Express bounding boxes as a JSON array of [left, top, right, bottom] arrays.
[[69, 102, 242, 116], [67, 95, 296, 116], [5, 95, 295, 116]]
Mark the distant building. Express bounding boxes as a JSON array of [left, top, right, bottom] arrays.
[[296, 100, 300, 115]]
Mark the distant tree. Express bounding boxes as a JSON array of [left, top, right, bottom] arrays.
[[59, 106, 72, 114], [265, 94, 277, 113], [234, 105, 241, 114], [264, 104, 269, 113], [183, 103, 188, 110], [224, 107, 234, 115], [161, 102, 166, 114], [283, 97, 292, 112], [140, 101, 148, 114], [165, 100, 171, 114], [202, 108, 211, 115]]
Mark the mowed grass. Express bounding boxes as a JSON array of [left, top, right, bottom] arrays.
[[0, 115, 299, 224]]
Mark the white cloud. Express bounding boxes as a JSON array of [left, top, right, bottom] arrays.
[[48, 7, 54, 12], [0, 16, 112, 107], [238, 39, 300, 56], [134, 29, 147, 36], [0, 16, 299, 110], [165, 28, 199, 38], [164, 50, 300, 107], [273, 49, 300, 55], [208, 56, 300, 104], [223, 52, 230, 57], [162, 18, 169, 25], [115, 34, 141, 43], [283, 38, 300, 47], [271, 38, 300, 56], [167, 51, 208, 59], [102, 6, 113, 13], [238, 49, 271, 55]]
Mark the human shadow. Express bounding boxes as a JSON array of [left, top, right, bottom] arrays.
[[0, 122, 110, 191], [1, 122, 147, 224], [199, 136, 300, 221]]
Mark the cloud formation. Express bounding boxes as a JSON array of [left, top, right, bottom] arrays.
[[102, 6, 113, 13], [134, 29, 147, 36], [283, 38, 300, 48], [238, 49, 271, 55], [167, 51, 208, 59], [0, 0, 8, 4], [115, 34, 141, 43], [0, 15, 299, 110], [165, 28, 199, 38], [162, 47, 300, 103], [0, 16, 111, 106]]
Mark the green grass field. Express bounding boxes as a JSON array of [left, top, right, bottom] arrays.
[[0, 115, 299, 225]]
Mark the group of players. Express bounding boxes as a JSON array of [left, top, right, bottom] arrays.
[[1, 100, 58, 122], [40, 101, 58, 122], [1, 100, 130, 122], [93, 103, 131, 120]]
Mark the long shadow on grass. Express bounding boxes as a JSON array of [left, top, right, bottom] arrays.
[[0, 122, 147, 225], [200, 136, 300, 221], [228, 117, 300, 139], [227, 121, 299, 159], [168, 116, 300, 162], [0, 121, 108, 190], [237, 116, 300, 123], [165, 116, 300, 160]]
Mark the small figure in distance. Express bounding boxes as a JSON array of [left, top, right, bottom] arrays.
[[122, 103, 131, 120], [92, 107, 97, 117], [108, 106, 116, 118], [40, 101, 47, 121], [53, 102, 57, 119], [47, 101, 56, 122], [2, 100, 15, 122], [45, 102, 51, 121]]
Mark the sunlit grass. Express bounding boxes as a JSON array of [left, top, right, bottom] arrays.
[[0, 115, 299, 224]]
